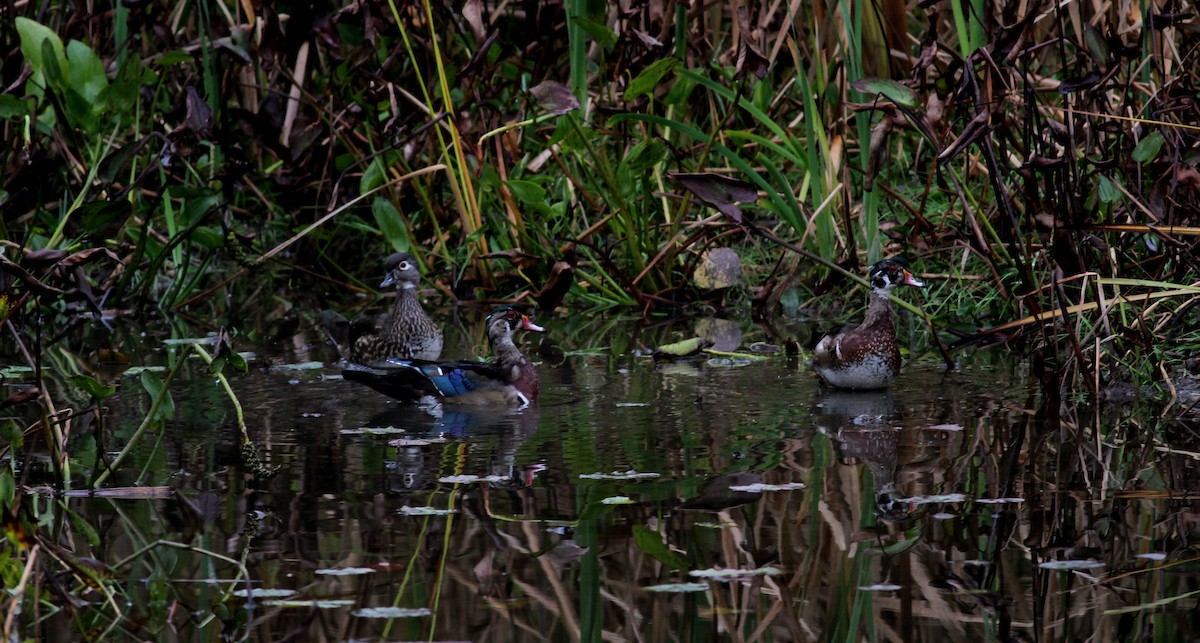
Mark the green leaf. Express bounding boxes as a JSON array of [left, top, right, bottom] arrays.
[[0, 420, 23, 451], [571, 16, 617, 48], [140, 370, 175, 423], [505, 180, 546, 204], [632, 525, 688, 571], [371, 197, 410, 253], [1132, 131, 1165, 164], [41, 38, 66, 90], [850, 77, 918, 108], [0, 466, 14, 507], [67, 40, 109, 105], [69, 374, 117, 400], [360, 157, 387, 194], [0, 95, 30, 119], [64, 505, 101, 547], [625, 57, 680, 101], [15, 17, 68, 89], [1097, 175, 1121, 204]]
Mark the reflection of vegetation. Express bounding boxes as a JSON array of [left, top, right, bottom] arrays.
[[2, 0, 1199, 639]]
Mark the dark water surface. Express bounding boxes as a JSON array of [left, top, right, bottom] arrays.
[[22, 311, 1200, 641]]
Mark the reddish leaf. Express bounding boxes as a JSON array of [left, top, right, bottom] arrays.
[[668, 172, 758, 224]]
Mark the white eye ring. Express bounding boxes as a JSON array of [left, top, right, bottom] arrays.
[[398, 261, 410, 270]]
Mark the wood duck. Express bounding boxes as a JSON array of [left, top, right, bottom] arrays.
[[349, 252, 443, 363], [343, 305, 545, 408], [812, 258, 924, 390]]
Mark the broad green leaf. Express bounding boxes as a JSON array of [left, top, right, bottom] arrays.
[[1132, 131, 1165, 164], [371, 197, 410, 253], [850, 77, 918, 108], [67, 40, 109, 104], [632, 525, 688, 571], [505, 179, 546, 204], [69, 374, 117, 400], [0, 467, 14, 506], [140, 370, 175, 422], [571, 16, 617, 48], [360, 157, 387, 194], [0, 95, 30, 119], [15, 17, 68, 89], [625, 57, 680, 101], [1097, 175, 1121, 204]]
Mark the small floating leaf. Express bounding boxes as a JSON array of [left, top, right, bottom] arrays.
[[653, 337, 713, 359], [400, 506, 457, 516], [438, 474, 510, 484], [353, 606, 432, 619], [644, 582, 709, 593], [898, 493, 966, 505], [728, 482, 806, 492], [265, 599, 355, 609], [601, 496, 634, 505], [1038, 559, 1105, 570], [579, 471, 661, 481], [689, 567, 782, 581], [233, 588, 296, 598], [315, 567, 375, 576], [269, 361, 325, 372]]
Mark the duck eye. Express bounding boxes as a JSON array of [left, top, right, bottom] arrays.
[[398, 261, 410, 270]]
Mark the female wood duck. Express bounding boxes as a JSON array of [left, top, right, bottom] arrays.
[[349, 252, 443, 363], [343, 305, 545, 408], [812, 258, 924, 390]]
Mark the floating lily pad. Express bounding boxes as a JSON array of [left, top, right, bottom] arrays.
[[644, 582, 709, 593], [728, 482, 806, 492], [340, 426, 406, 435], [352, 606, 432, 618], [689, 567, 782, 581], [264, 599, 355, 608], [580, 471, 661, 481], [601, 496, 634, 505], [1038, 560, 1105, 570], [704, 357, 753, 368], [269, 361, 325, 372], [315, 567, 375, 576], [232, 588, 297, 598], [899, 493, 967, 505], [438, 475, 510, 484], [400, 506, 457, 516], [389, 437, 445, 446]]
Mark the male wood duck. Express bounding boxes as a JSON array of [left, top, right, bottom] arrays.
[[812, 258, 924, 390], [349, 252, 443, 363], [343, 305, 545, 408]]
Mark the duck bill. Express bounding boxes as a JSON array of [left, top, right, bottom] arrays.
[[901, 270, 925, 288], [521, 315, 546, 332], [379, 274, 396, 288]]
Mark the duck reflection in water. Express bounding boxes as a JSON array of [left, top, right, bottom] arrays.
[[371, 406, 541, 493], [814, 389, 915, 522]]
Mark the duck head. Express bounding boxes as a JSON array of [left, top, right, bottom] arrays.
[[868, 258, 924, 294], [380, 252, 422, 290]]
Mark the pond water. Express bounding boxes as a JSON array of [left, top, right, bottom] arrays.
[[13, 309, 1200, 641]]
